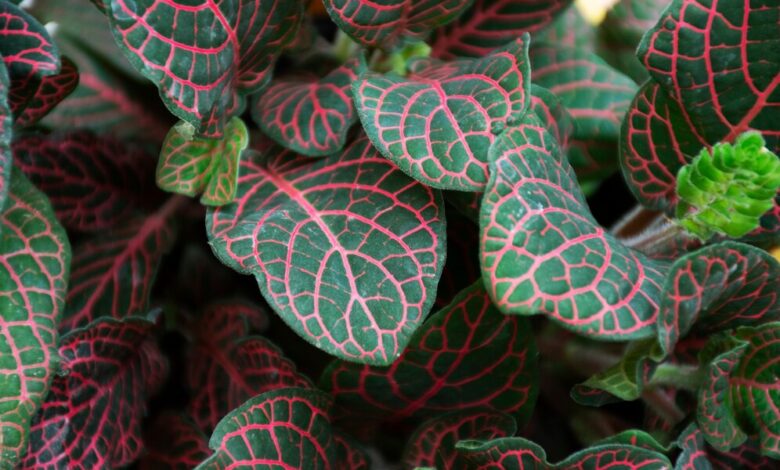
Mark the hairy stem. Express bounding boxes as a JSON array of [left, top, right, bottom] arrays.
[[647, 363, 704, 391]]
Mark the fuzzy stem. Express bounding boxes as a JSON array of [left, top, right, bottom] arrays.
[[618, 219, 692, 256], [332, 30, 357, 63], [610, 205, 664, 237], [647, 363, 704, 391]]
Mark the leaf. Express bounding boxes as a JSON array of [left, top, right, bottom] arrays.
[[0, 170, 71, 467], [696, 334, 748, 452], [0, 1, 61, 112], [253, 56, 366, 157], [320, 281, 538, 423], [595, 429, 669, 454], [530, 43, 638, 142], [535, 4, 596, 52], [13, 56, 79, 127], [455, 437, 672, 469], [12, 130, 158, 232], [139, 413, 211, 470], [401, 410, 517, 470], [597, 0, 667, 83], [729, 322, 780, 458], [480, 118, 667, 339], [431, 0, 573, 59], [196, 388, 335, 469], [187, 300, 311, 432], [61, 198, 180, 331], [323, 0, 473, 49], [619, 81, 707, 211], [529, 84, 573, 150], [675, 423, 713, 470], [18, 316, 165, 469], [637, 0, 780, 151], [207, 135, 446, 365], [572, 339, 660, 404], [707, 437, 776, 470], [354, 36, 531, 191], [0, 61, 9, 212], [156, 117, 248, 206], [334, 432, 371, 470], [658, 242, 780, 355], [39, 34, 171, 142], [105, 0, 305, 137]]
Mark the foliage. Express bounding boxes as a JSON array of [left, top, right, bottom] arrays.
[[0, 0, 778, 468]]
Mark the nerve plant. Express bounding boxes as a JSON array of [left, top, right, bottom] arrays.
[[0, 0, 778, 469]]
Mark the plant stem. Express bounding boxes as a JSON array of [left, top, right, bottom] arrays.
[[610, 204, 664, 237], [641, 388, 686, 426], [332, 30, 357, 63], [618, 219, 695, 257], [647, 363, 704, 391]]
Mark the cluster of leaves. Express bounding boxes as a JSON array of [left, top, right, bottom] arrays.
[[0, 0, 778, 469]]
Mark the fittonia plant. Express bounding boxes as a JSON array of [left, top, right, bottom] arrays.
[[0, 0, 778, 468]]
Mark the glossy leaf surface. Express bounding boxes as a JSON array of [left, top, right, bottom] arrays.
[[196, 388, 335, 469], [0, 170, 70, 467], [480, 119, 667, 339], [13, 56, 78, 127], [207, 136, 446, 365], [355, 37, 530, 191], [321, 282, 538, 422], [105, 0, 304, 137]]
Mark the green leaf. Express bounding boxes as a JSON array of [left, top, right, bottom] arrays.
[[354, 36, 531, 191], [156, 117, 248, 206], [455, 437, 673, 469], [252, 56, 366, 157], [594, 429, 670, 454], [572, 339, 661, 404], [0, 61, 9, 213], [675, 132, 780, 240], [323, 0, 473, 49], [480, 117, 667, 339], [196, 388, 335, 469], [105, 0, 305, 137], [320, 281, 538, 422], [658, 241, 780, 356], [730, 322, 780, 458], [207, 135, 446, 365], [402, 410, 516, 470], [637, 0, 780, 151], [674, 423, 713, 470], [696, 334, 749, 452], [0, 170, 71, 467]]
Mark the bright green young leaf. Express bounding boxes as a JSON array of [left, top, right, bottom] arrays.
[[156, 117, 248, 206], [0, 170, 71, 467]]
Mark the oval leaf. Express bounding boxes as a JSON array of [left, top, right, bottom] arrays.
[[320, 281, 538, 423], [13, 131, 157, 232], [659, 242, 780, 355], [637, 0, 780, 150], [105, 0, 304, 137], [207, 136, 446, 365], [0, 170, 70, 466], [480, 118, 667, 339], [196, 388, 335, 470], [253, 56, 366, 157], [431, 0, 572, 59], [355, 36, 531, 191], [323, 0, 473, 49]]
